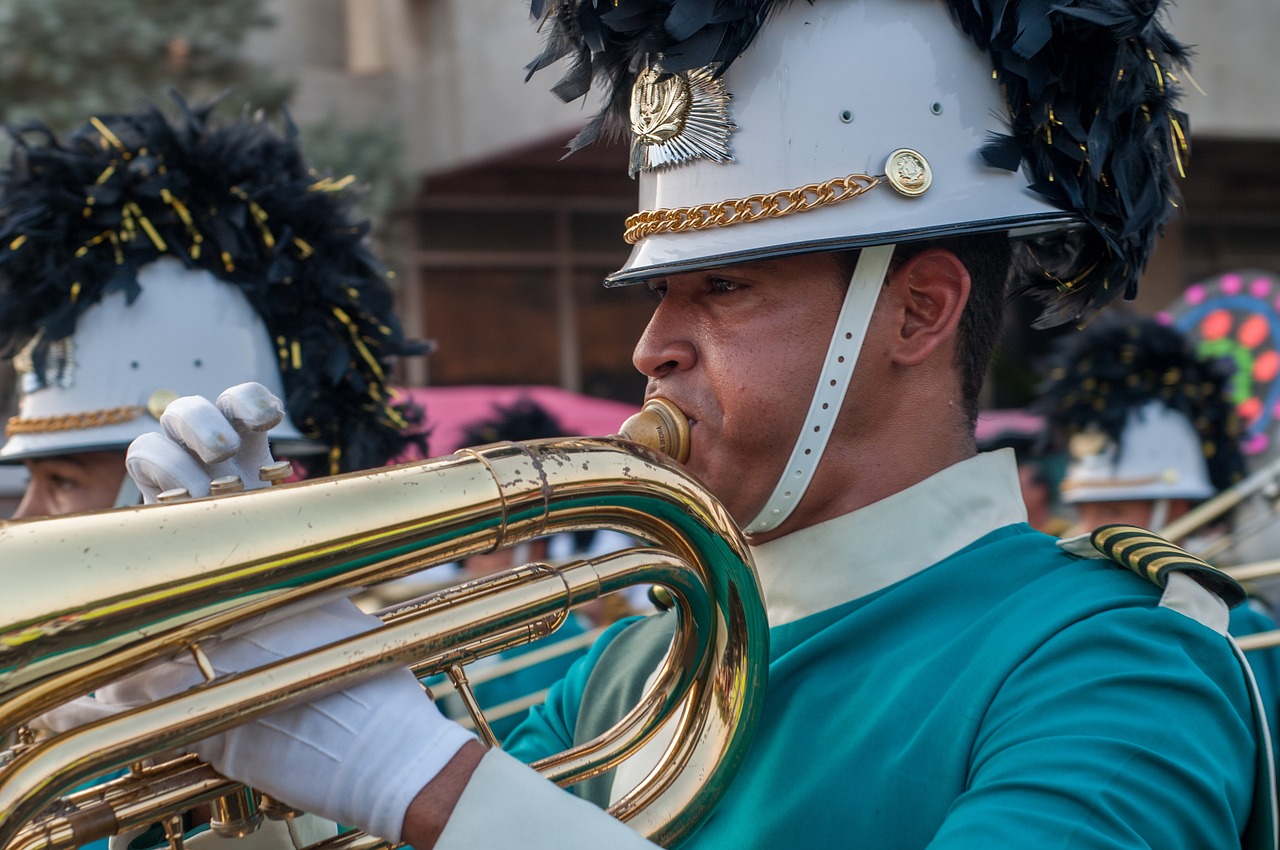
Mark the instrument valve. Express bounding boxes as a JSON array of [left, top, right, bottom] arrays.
[[258, 461, 293, 486], [209, 475, 245, 496]]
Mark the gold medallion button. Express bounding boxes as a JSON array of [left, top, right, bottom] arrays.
[[885, 148, 932, 197], [147, 388, 180, 420]]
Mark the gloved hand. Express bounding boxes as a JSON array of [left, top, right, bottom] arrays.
[[126, 382, 284, 502], [37, 598, 476, 842]]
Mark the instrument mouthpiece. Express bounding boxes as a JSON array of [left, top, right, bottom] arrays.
[[616, 398, 690, 464]]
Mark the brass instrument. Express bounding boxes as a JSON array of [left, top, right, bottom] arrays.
[[0, 399, 768, 850], [1151, 455, 1280, 653], [1158, 454, 1280, 563]]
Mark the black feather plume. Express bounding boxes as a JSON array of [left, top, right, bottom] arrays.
[[1035, 315, 1245, 492], [947, 0, 1193, 328], [527, 0, 779, 152], [0, 93, 428, 473]]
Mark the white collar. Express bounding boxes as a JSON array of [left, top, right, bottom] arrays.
[[749, 449, 1028, 627]]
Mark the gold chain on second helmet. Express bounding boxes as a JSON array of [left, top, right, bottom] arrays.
[[5, 405, 145, 436]]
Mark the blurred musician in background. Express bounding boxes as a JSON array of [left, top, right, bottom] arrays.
[[46, 1, 1277, 848], [0, 95, 425, 850], [1038, 315, 1246, 545], [0, 94, 425, 519], [1037, 312, 1280, 762]]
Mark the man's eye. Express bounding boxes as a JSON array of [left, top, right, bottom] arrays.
[[645, 280, 668, 300], [709, 278, 742, 294], [50, 474, 81, 492]]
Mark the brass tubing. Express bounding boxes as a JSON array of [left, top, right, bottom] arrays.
[[421, 627, 605, 689], [0, 438, 701, 693], [1159, 454, 1280, 546], [305, 831, 391, 850], [0, 408, 765, 849], [209, 786, 263, 838], [2, 546, 760, 849], [0, 441, 708, 730], [8, 758, 235, 850]]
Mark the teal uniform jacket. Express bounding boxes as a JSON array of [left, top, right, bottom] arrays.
[[436, 452, 1272, 849], [505, 525, 1260, 847]]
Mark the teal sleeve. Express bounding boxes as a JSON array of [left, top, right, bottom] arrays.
[[502, 616, 642, 767], [1232, 600, 1280, 759], [930, 605, 1256, 848]]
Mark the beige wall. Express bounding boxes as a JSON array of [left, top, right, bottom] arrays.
[[1167, 0, 1280, 138], [248, 0, 1280, 178], [244, 0, 596, 176]]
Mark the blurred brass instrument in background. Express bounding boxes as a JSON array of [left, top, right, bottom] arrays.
[[0, 399, 768, 850], [1159, 455, 1280, 565], [1158, 455, 1280, 651]]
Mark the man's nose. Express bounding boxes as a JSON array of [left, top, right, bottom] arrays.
[[12, 486, 48, 519], [632, 305, 697, 379]]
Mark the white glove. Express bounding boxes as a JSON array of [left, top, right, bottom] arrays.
[[37, 599, 476, 842], [126, 382, 284, 502]]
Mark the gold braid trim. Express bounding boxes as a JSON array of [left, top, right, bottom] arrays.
[[624, 172, 883, 245], [6, 405, 145, 437]]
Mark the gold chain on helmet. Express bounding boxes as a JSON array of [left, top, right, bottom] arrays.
[[5, 405, 145, 436], [623, 172, 883, 244]]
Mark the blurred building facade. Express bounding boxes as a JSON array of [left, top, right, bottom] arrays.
[[241, 0, 648, 402], [241, 0, 1280, 404], [1, 0, 1276, 410]]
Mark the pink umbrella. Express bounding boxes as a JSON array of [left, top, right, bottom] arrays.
[[394, 385, 641, 460]]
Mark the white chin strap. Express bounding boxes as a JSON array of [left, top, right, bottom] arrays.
[[746, 244, 896, 535]]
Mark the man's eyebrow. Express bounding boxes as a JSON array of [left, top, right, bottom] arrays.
[[703, 258, 789, 276], [52, 455, 94, 471]]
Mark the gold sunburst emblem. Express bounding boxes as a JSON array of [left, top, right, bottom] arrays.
[[1069, 429, 1111, 459], [629, 64, 735, 176], [631, 67, 691, 145], [14, 333, 76, 393]]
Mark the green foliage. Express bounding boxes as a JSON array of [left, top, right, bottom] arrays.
[[299, 116, 406, 249], [0, 0, 407, 271], [0, 0, 290, 131]]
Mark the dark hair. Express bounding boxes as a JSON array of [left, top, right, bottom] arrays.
[[460, 398, 566, 447], [835, 233, 1012, 427]]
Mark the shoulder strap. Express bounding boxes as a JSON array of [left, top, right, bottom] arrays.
[[1090, 524, 1246, 608], [571, 612, 678, 808]]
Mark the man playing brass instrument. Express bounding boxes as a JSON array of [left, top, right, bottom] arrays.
[[45, 1, 1276, 848]]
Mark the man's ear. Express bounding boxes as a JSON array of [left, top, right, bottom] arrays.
[[885, 248, 970, 367]]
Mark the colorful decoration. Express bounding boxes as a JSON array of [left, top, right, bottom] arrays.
[[1158, 270, 1280, 455]]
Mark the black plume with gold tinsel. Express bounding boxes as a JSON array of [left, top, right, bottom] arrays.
[[527, 0, 1191, 329], [0, 93, 427, 474], [1035, 315, 1245, 492]]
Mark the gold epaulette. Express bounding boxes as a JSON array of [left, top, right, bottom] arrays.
[[1090, 524, 1246, 608]]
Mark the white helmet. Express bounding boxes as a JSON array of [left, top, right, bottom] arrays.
[[1039, 316, 1244, 507], [1, 259, 307, 462], [613, 0, 1073, 284], [531, 0, 1192, 531], [1059, 402, 1216, 505]]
